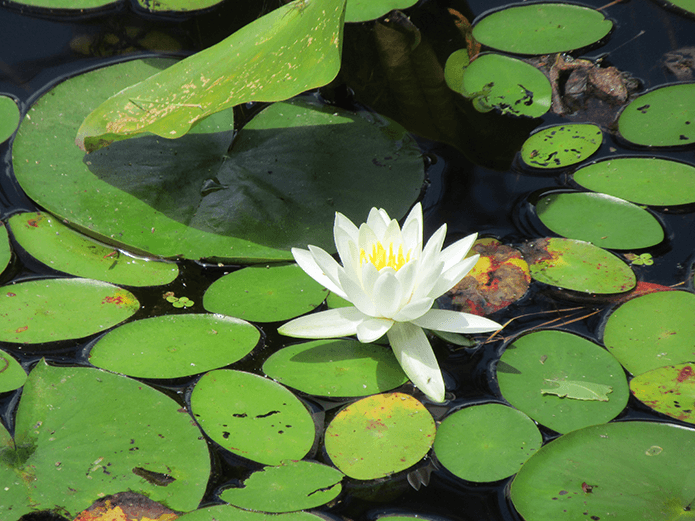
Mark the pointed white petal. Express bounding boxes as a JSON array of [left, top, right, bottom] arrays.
[[427, 254, 479, 298], [358, 223, 379, 254], [381, 219, 404, 248], [387, 322, 445, 403], [372, 270, 403, 319], [401, 203, 423, 256], [361, 262, 380, 298], [420, 224, 447, 268], [334, 212, 359, 242], [292, 247, 346, 298], [394, 261, 418, 307], [356, 317, 394, 343], [367, 207, 390, 237], [338, 268, 377, 316], [278, 307, 365, 338], [411, 260, 444, 301], [308, 245, 345, 294], [411, 309, 501, 333], [392, 297, 434, 321], [438, 232, 478, 271]]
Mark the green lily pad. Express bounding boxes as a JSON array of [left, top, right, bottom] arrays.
[[3, 0, 116, 9], [573, 157, 695, 206], [89, 314, 260, 379], [511, 421, 695, 521], [0, 278, 139, 344], [325, 392, 435, 480], [602, 290, 695, 375], [457, 53, 552, 117], [444, 49, 472, 93], [77, 0, 345, 150], [219, 460, 343, 512], [0, 361, 210, 519], [262, 339, 408, 397], [0, 95, 20, 144], [178, 505, 330, 521], [496, 330, 629, 434], [618, 83, 695, 147], [665, 0, 695, 15], [0, 222, 11, 277], [345, 0, 418, 22], [203, 264, 327, 322], [0, 349, 26, 393], [433, 403, 542, 483], [522, 238, 636, 294], [535, 191, 664, 250], [631, 364, 695, 424], [472, 3, 613, 55], [135, 0, 223, 12], [9, 212, 178, 286], [521, 124, 602, 169], [190, 369, 315, 466], [13, 59, 424, 261]]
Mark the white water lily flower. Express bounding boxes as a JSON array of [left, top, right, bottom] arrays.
[[278, 203, 501, 403]]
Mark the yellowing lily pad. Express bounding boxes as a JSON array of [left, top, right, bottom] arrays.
[[630, 364, 695, 424], [521, 124, 602, 169], [325, 392, 435, 480], [0, 278, 139, 344]]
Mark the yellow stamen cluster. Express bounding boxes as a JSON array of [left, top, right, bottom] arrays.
[[360, 242, 411, 271]]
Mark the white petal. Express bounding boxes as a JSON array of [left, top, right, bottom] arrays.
[[381, 219, 404, 248], [419, 224, 447, 269], [411, 260, 444, 301], [292, 247, 346, 298], [308, 245, 346, 295], [367, 207, 390, 237], [278, 307, 366, 338], [361, 262, 380, 297], [387, 322, 445, 403], [411, 309, 501, 333], [438, 232, 478, 271], [334, 212, 359, 243], [427, 254, 479, 298], [358, 223, 379, 254], [394, 260, 418, 307], [372, 270, 403, 319], [338, 268, 377, 316], [392, 297, 434, 321], [356, 317, 394, 342], [401, 203, 423, 257]]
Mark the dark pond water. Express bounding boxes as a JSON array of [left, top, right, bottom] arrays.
[[1, 0, 695, 520]]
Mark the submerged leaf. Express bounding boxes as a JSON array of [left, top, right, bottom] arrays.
[[540, 379, 613, 401]]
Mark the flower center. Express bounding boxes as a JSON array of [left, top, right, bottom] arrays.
[[360, 242, 411, 271]]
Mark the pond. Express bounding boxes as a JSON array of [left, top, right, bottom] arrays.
[[1, 0, 695, 520]]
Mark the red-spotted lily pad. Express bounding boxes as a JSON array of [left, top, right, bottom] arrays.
[[190, 369, 315, 466], [262, 339, 408, 398], [521, 124, 602, 169], [496, 330, 629, 433], [0, 349, 26, 392], [0, 278, 139, 344], [325, 392, 435, 480], [219, 460, 343, 512], [434, 403, 542, 482], [520, 238, 636, 294], [511, 421, 695, 521], [602, 290, 695, 375], [630, 364, 695, 424]]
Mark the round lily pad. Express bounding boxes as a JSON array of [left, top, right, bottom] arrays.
[[666, 0, 695, 15], [511, 421, 695, 521], [535, 191, 664, 250], [262, 339, 407, 397], [457, 53, 552, 118], [434, 403, 542, 483], [9, 212, 178, 287], [573, 157, 695, 206], [630, 364, 695, 424], [178, 505, 329, 521], [472, 3, 613, 55], [0, 222, 11, 278], [203, 264, 327, 322], [496, 330, 629, 434], [602, 290, 695, 375], [521, 124, 602, 169], [89, 314, 260, 379], [219, 460, 343, 512], [324, 392, 435, 480], [444, 49, 472, 92], [0, 278, 139, 344], [135, 0, 223, 12], [0, 349, 26, 393], [190, 369, 315, 466], [618, 83, 695, 147], [0, 95, 20, 144], [1, 0, 117, 10], [345, 0, 418, 23], [522, 238, 636, 294]]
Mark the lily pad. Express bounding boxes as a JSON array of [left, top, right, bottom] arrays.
[[444, 49, 472, 92], [0, 361, 210, 519], [0, 222, 11, 277], [203, 264, 327, 322], [457, 53, 552, 118], [472, 3, 613, 55], [511, 421, 695, 521], [602, 290, 695, 375], [13, 59, 424, 261], [9, 212, 178, 286], [178, 505, 330, 521], [496, 330, 629, 433], [573, 157, 695, 206], [135, 0, 223, 12], [618, 83, 695, 147], [535, 191, 664, 250], [434, 403, 542, 483], [345, 0, 418, 23], [89, 314, 260, 379], [521, 124, 602, 169], [324, 392, 435, 480], [219, 460, 343, 512], [190, 369, 315, 466], [665, 0, 695, 15], [3, 0, 116, 9], [262, 339, 408, 397], [630, 364, 695, 424], [0, 349, 26, 393], [0, 95, 20, 144], [521, 238, 636, 294], [0, 278, 139, 344]]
